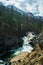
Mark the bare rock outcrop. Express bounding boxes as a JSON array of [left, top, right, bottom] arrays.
[[10, 44, 43, 65], [31, 32, 43, 49]]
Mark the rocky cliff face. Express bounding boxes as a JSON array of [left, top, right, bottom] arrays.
[[36, 32, 43, 49], [10, 44, 43, 65], [31, 32, 43, 49]]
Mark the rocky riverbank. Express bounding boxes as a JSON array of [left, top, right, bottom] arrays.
[[10, 44, 43, 65], [31, 32, 43, 49]]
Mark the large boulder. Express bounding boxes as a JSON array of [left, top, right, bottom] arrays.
[[36, 32, 43, 49], [31, 32, 43, 49]]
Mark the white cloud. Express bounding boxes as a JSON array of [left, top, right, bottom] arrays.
[[16, 0, 24, 2], [0, 0, 20, 8], [20, 3, 39, 15], [0, 0, 43, 16], [24, 0, 43, 16], [37, 0, 43, 16], [25, 3, 36, 12]]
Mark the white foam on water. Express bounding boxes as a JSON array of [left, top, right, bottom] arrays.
[[13, 32, 36, 55], [0, 60, 4, 65]]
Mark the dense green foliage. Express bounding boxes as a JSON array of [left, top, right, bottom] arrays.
[[0, 5, 43, 59], [0, 5, 43, 36]]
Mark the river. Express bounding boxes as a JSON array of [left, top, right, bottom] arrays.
[[0, 32, 36, 65], [11, 32, 36, 55]]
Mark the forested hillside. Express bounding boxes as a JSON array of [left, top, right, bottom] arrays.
[[0, 5, 43, 36], [0, 4, 43, 58]]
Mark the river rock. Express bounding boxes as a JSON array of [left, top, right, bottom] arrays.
[[10, 44, 43, 65]]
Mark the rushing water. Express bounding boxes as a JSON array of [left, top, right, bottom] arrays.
[[12, 32, 36, 55], [0, 32, 36, 65]]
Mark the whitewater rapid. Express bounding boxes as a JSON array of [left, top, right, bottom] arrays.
[[13, 32, 36, 55], [0, 32, 36, 65]]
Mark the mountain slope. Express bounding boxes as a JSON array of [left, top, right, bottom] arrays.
[[7, 5, 25, 15], [0, 3, 43, 58], [0, 4, 43, 34]]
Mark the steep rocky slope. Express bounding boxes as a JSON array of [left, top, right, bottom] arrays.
[[36, 32, 43, 49], [31, 32, 43, 49]]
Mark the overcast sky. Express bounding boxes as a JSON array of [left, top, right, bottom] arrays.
[[0, 0, 43, 16]]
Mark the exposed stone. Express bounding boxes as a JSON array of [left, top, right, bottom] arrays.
[[10, 44, 43, 65]]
